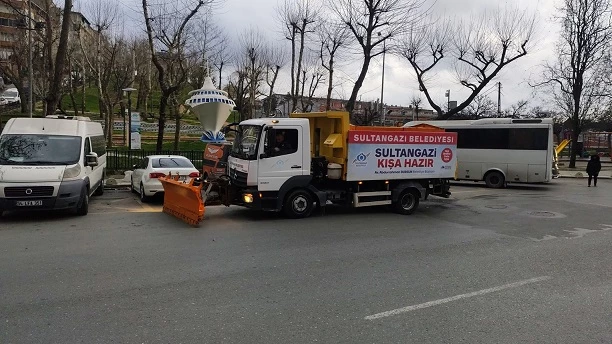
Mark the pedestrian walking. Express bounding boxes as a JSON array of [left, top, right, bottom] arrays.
[[586, 154, 602, 187]]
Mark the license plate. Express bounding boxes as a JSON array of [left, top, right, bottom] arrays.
[[16, 200, 43, 207]]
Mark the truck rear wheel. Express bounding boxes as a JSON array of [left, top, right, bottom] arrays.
[[393, 189, 420, 215], [283, 189, 314, 219]]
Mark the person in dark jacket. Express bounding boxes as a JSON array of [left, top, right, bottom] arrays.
[[586, 155, 602, 187]]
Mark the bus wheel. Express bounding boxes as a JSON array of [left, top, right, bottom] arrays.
[[485, 171, 505, 188], [283, 189, 314, 219], [393, 189, 420, 215]]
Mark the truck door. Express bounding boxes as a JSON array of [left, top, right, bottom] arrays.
[[258, 125, 305, 191]]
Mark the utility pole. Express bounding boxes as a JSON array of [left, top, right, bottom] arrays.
[[497, 82, 502, 115], [380, 38, 386, 126]]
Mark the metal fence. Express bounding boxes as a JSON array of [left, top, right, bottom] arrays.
[[106, 149, 204, 172]]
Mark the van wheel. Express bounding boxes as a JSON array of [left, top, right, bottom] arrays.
[[393, 189, 420, 215], [94, 177, 105, 196], [485, 171, 505, 188], [283, 189, 314, 219], [76, 187, 89, 216]]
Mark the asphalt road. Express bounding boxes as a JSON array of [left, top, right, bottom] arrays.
[[1, 178, 611, 343]]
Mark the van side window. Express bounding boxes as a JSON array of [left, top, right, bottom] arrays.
[[84, 138, 92, 157], [91, 135, 106, 156]]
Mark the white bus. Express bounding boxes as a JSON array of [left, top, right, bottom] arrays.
[[404, 118, 555, 188]]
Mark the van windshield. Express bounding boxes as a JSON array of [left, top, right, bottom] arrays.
[[2, 91, 17, 97], [0, 134, 82, 165]]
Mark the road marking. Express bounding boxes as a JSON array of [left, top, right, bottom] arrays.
[[364, 276, 551, 320]]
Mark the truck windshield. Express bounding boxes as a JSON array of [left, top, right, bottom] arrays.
[[0, 134, 82, 165], [230, 125, 261, 160]]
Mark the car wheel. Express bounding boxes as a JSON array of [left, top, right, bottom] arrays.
[[283, 189, 314, 219], [393, 189, 420, 215], [76, 187, 89, 216], [140, 182, 151, 203], [485, 171, 505, 188]]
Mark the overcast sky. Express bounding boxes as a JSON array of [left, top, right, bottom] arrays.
[[72, 0, 561, 112]]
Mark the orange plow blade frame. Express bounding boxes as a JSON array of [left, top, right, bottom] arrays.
[[159, 173, 205, 226]]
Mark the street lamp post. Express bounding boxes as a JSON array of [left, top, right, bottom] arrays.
[[122, 87, 137, 148], [378, 32, 386, 126], [28, 0, 32, 118]]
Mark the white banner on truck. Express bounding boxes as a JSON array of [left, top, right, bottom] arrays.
[[346, 130, 458, 181]]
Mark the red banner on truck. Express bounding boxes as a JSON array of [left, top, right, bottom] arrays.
[[346, 130, 458, 181]]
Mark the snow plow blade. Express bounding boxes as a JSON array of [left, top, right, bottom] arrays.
[[159, 174, 205, 226]]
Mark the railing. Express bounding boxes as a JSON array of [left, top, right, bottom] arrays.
[[106, 149, 204, 172]]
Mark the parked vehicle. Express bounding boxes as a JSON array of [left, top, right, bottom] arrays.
[[130, 155, 200, 202], [0, 88, 20, 105], [0, 115, 106, 216], [404, 118, 555, 188], [159, 111, 459, 225]]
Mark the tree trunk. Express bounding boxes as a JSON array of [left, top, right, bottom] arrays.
[[156, 92, 169, 153], [345, 55, 371, 113], [326, 58, 334, 110], [569, 119, 580, 168], [217, 61, 224, 89], [68, 56, 78, 115], [81, 56, 86, 115], [173, 108, 180, 151], [293, 27, 306, 112], [45, 0, 73, 117]]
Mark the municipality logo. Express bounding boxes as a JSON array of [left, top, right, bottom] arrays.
[[352, 152, 370, 167]]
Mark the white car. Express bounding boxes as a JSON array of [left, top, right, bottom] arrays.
[[130, 155, 200, 202], [0, 88, 20, 105]]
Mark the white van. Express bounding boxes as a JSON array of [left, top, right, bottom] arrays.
[[0, 115, 106, 216], [0, 87, 20, 105]]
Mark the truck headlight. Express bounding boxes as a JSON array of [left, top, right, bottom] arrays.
[[63, 164, 81, 180], [243, 193, 253, 203]]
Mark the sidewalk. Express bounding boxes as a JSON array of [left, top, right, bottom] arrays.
[[105, 172, 133, 188], [557, 170, 612, 179]]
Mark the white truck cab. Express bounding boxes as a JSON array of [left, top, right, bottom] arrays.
[[221, 112, 456, 218], [228, 118, 310, 190], [0, 116, 106, 216]]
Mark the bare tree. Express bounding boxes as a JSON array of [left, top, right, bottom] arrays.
[[264, 43, 287, 116], [500, 100, 530, 118], [276, 0, 319, 112], [318, 19, 349, 110], [236, 29, 267, 119], [142, 0, 210, 152], [402, 5, 536, 119], [45, 0, 73, 117], [188, 17, 227, 89], [0, 0, 74, 115], [0, 26, 29, 113], [460, 94, 496, 118], [352, 102, 380, 126], [298, 54, 324, 112], [331, 0, 427, 114], [533, 0, 612, 167], [79, 1, 119, 142], [410, 95, 422, 120]]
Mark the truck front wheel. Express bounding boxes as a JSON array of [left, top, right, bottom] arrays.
[[283, 189, 314, 219], [393, 189, 420, 215]]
